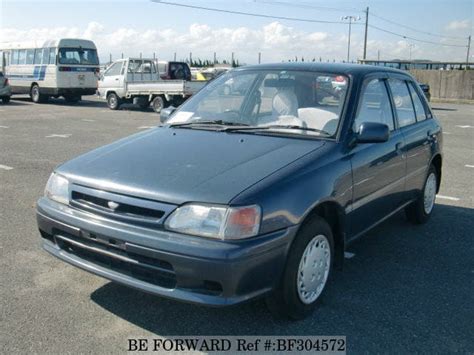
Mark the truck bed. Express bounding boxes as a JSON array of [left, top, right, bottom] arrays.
[[125, 80, 206, 97]]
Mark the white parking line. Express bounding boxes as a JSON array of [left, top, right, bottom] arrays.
[[455, 125, 473, 128], [344, 252, 355, 259], [137, 126, 157, 130], [82, 119, 95, 122], [465, 165, 474, 168], [45, 134, 71, 138], [0, 164, 13, 170], [443, 132, 451, 135], [0, 125, 9, 129], [436, 195, 460, 201]]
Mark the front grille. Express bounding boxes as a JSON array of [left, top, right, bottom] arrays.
[[52, 230, 177, 289], [72, 191, 165, 219], [69, 185, 177, 227]]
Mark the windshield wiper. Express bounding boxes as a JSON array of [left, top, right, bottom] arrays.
[[169, 120, 250, 128], [221, 124, 332, 136]]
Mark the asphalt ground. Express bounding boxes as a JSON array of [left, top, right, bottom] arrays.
[[1, 96, 473, 353]]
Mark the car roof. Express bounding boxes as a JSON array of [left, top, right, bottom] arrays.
[[235, 62, 410, 77]]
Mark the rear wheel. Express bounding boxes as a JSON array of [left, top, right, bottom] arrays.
[[405, 165, 438, 224], [107, 93, 121, 110], [30, 84, 48, 103], [1, 96, 10, 104], [151, 96, 165, 113], [266, 216, 334, 320]]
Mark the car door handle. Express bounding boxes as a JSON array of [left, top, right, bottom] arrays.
[[395, 142, 403, 151], [115, 78, 119, 81]]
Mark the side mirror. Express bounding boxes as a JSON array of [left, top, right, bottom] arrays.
[[160, 106, 176, 123], [356, 122, 389, 143]]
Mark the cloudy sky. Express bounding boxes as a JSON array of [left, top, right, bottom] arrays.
[[0, 0, 472, 64]]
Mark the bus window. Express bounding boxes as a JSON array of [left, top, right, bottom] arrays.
[[58, 48, 98, 65], [26, 49, 35, 65], [12, 50, 19, 65], [49, 48, 56, 65], [34, 49, 43, 65], [42, 48, 50, 65], [18, 50, 27, 65]]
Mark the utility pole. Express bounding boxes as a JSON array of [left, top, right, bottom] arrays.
[[341, 15, 361, 62], [231, 52, 234, 67], [377, 50, 380, 61], [467, 35, 471, 64], [189, 52, 192, 65], [213, 52, 217, 65], [363, 7, 369, 60], [409, 44, 415, 60], [173, 52, 176, 61], [258, 52, 261, 64]]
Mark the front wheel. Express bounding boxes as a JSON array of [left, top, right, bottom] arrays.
[[266, 216, 334, 320], [151, 96, 165, 113], [405, 165, 438, 224], [107, 93, 121, 110], [30, 84, 48, 103]]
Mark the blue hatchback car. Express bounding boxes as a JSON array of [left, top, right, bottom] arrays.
[[37, 63, 442, 319]]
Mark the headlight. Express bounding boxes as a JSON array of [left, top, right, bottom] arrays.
[[165, 204, 261, 240], [44, 173, 69, 205]]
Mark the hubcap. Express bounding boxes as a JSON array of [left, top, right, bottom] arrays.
[[32, 87, 39, 100], [109, 96, 117, 108], [423, 172, 437, 214], [297, 234, 331, 304]]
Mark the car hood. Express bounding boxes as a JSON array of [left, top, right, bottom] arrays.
[[58, 127, 325, 205]]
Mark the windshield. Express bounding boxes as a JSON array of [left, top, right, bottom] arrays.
[[58, 48, 99, 65], [167, 69, 349, 137]]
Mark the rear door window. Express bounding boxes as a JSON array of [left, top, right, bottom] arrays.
[[388, 79, 417, 127], [408, 82, 427, 121], [354, 78, 395, 132]]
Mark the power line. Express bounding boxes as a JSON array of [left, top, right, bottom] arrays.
[[150, 0, 350, 24], [370, 11, 467, 40], [254, 0, 362, 14], [368, 24, 468, 47], [150, 0, 468, 49]]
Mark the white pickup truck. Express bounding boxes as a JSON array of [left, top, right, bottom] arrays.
[[98, 58, 206, 113]]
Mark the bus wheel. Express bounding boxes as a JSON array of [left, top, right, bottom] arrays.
[[152, 96, 165, 113], [64, 95, 81, 103], [107, 93, 121, 110], [30, 84, 47, 103]]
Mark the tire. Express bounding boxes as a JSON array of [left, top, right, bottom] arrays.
[[1, 96, 10, 104], [266, 216, 334, 320], [152, 96, 165, 113], [405, 165, 438, 224], [30, 84, 48, 103], [107, 93, 121, 110]]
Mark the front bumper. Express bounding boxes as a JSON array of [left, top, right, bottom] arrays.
[[36, 197, 297, 306]]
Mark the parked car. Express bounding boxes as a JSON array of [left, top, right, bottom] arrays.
[[37, 63, 442, 319], [156, 61, 191, 81], [0, 71, 11, 103]]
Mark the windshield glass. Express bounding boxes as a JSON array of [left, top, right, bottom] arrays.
[[167, 69, 349, 137], [58, 48, 99, 65]]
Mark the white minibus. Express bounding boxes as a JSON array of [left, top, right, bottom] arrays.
[[0, 38, 99, 103]]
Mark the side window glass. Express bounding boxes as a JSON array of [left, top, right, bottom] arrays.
[[12, 50, 19, 65], [26, 49, 35, 65], [49, 48, 56, 64], [388, 79, 416, 127], [104, 62, 122, 76], [42, 48, 50, 65], [18, 50, 27, 65], [408, 83, 427, 121], [354, 78, 394, 132], [34, 49, 42, 65]]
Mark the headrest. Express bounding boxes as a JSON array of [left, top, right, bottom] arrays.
[[264, 78, 295, 88]]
